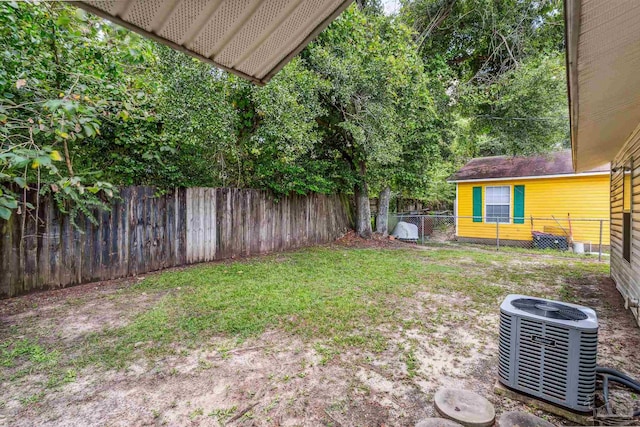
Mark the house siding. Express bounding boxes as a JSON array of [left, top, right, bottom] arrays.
[[611, 130, 640, 326], [456, 174, 610, 245]]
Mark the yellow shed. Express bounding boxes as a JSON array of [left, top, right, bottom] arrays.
[[449, 150, 610, 248]]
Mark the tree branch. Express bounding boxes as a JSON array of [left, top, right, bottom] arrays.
[[496, 31, 518, 68]]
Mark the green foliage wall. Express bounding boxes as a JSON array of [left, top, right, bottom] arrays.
[[1, 0, 569, 222]]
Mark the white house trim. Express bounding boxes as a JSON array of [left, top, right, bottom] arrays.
[[455, 183, 459, 233]]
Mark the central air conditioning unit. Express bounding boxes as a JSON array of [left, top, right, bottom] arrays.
[[499, 294, 598, 412]]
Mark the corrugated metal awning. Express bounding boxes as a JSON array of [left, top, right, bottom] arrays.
[[74, 0, 353, 85], [565, 0, 640, 171]]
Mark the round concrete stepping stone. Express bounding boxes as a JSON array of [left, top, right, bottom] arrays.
[[434, 388, 496, 427], [416, 417, 463, 427], [497, 411, 554, 427]]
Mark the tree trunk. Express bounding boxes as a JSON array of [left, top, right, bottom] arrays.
[[355, 183, 372, 238], [376, 186, 391, 236], [354, 161, 372, 239], [349, 159, 371, 239]]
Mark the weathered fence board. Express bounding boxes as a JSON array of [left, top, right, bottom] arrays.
[[0, 187, 352, 297]]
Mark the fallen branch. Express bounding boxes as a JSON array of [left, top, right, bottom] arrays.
[[226, 345, 268, 354], [324, 409, 344, 427], [227, 401, 259, 424]]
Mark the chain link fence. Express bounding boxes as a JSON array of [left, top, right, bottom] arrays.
[[388, 213, 610, 261]]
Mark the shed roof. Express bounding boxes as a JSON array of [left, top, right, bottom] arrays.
[[448, 150, 609, 182], [75, 0, 353, 85]]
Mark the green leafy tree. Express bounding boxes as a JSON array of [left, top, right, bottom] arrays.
[[400, 0, 568, 160], [240, 58, 347, 195], [0, 2, 120, 223], [303, 6, 436, 237], [461, 54, 569, 156], [154, 46, 239, 188], [401, 0, 564, 81]]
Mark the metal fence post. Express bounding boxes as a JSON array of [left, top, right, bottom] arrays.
[[496, 220, 500, 251], [599, 219, 603, 262], [421, 215, 424, 244]]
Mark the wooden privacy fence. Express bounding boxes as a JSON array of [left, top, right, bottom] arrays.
[[0, 187, 353, 297]]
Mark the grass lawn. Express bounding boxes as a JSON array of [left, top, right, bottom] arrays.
[[1, 242, 637, 426]]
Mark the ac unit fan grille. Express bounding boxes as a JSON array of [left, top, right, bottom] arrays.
[[512, 298, 588, 321]]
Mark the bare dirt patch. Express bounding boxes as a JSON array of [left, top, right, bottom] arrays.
[[1, 280, 165, 348]]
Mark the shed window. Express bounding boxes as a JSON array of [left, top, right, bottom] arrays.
[[485, 186, 510, 223]]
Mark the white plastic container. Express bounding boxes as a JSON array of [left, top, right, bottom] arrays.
[[392, 221, 419, 241]]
